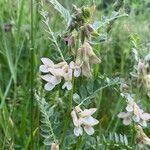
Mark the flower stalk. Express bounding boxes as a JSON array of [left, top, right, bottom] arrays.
[[60, 76, 74, 146]]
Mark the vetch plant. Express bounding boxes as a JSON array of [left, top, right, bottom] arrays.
[[35, 0, 150, 149], [71, 106, 99, 136], [118, 93, 150, 127]]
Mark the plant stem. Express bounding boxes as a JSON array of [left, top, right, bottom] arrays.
[[131, 122, 136, 148], [79, 81, 120, 106], [76, 136, 82, 150], [30, 0, 34, 148], [60, 77, 74, 147], [44, 19, 65, 61]]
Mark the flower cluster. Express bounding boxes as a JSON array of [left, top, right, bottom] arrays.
[[71, 106, 99, 136], [118, 93, 150, 127], [40, 42, 101, 90], [40, 58, 73, 91]]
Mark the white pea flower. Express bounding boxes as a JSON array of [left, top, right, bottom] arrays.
[[118, 112, 132, 125], [41, 74, 61, 91], [71, 106, 99, 136], [40, 58, 54, 73], [62, 63, 73, 90], [69, 61, 81, 77], [71, 110, 83, 136], [62, 81, 72, 90], [118, 95, 150, 127], [40, 57, 73, 91]]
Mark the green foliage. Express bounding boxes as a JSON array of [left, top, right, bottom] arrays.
[[0, 0, 150, 149], [35, 93, 56, 145], [45, 0, 71, 24]]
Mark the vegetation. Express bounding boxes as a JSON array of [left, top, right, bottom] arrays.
[[0, 0, 150, 149]]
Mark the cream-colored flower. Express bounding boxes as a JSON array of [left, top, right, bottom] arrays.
[[118, 97, 150, 127], [118, 112, 132, 125], [71, 106, 99, 136], [41, 74, 61, 91], [71, 110, 83, 136], [62, 63, 73, 90], [40, 58, 73, 91], [69, 61, 81, 77]]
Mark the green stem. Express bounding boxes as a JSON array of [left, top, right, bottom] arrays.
[[43, 19, 65, 61], [60, 77, 74, 147], [76, 136, 82, 150], [30, 0, 34, 148], [79, 81, 120, 106], [131, 122, 136, 148]]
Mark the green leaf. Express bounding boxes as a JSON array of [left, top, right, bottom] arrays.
[[79, 85, 87, 99], [123, 135, 128, 146], [86, 80, 94, 94], [73, 93, 81, 104], [41, 131, 51, 139], [47, 0, 71, 24], [44, 138, 52, 145]]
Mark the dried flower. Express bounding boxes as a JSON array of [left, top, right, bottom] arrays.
[[51, 143, 59, 150], [76, 42, 101, 78], [136, 125, 150, 148], [71, 106, 99, 136]]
